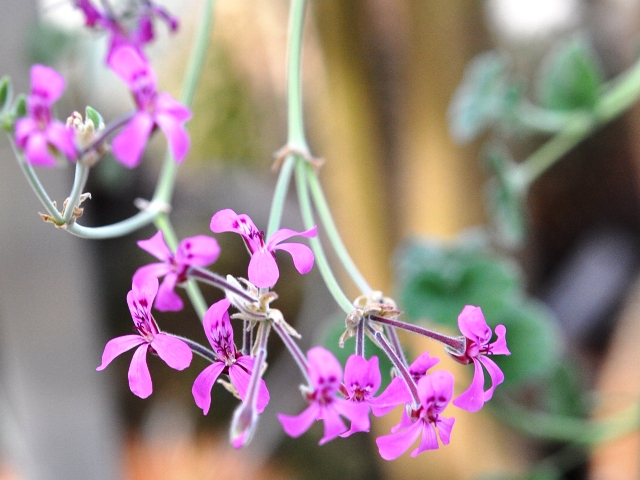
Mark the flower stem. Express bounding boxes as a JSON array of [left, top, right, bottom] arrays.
[[78, 111, 134, 157], [62, 161, 90, 224], [384, 325, 408, 368], [295, 161, 353, 313], [187, 266, 257, 303], [367, 324, 420, 408], [272, 319, 311, 385], [355, 320, 365, 357], [369, 314, 466, 355]]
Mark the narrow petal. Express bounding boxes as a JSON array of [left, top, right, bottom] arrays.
[[478, 356, 504, 402], [151, 333, 192, 370], [412, 422, 438, 455], [111, 112, 153, 168], [273, 242, 314, 275], [452, 359, 485, 412], [132, 263, 173, 286], [335, 399, 370, 436], [409, 351, 440, 379], [155, 92, 191, 122], [376, 421, 423, 461], [155, 110, 190, 162], [235, 356, 270, 413], [108, 46, 150, 85], [267, 226, 317, 246], [248, 250, 279, 288], [370, 377, 411, 416], [24, 133, 57, 167], [129, 275, 159, 310], [31, 64, 65, 103], [319, 405, 347, 445], [458, 305, 492, 345], [154, 274, 184, 312], [489, 324, 510, 355], [202, 299, 232, 348], [46, 122, 77, 160], [14, 118, 37, 147], [192, 362, 225, 414], [97, 334, 145, 370], [128, 344, 152, 398], [278, 404, 319, 438], [137, 231, 173, 262], [209, 209, 241, 233], [436, 416, 455, 446], [176, 235, 220, 267]]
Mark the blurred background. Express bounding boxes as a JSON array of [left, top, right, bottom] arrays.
[[1, 0, 640, 479]]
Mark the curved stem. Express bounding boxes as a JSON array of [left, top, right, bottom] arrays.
[[306, 170, 372, 294], [62, 161, 90, 224], [295, 161, 353, 313], [65, 203, 163, 238], [266, 155, 295, 238]]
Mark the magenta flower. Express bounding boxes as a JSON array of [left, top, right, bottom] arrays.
[[14, 65, 76, 167], [376, 370, 456, 460], [109, 46, 191, 167], [210, 208, 317, 288], [133, 230, 220, 311], [74, 0, 178, 63], [449, 305, 510, 412], [96, 277, 193, 399], [369, 351, 440, 416], [192, 299, 269, 415], [339, 355, 383, 436], [277, 347, 368, 445]]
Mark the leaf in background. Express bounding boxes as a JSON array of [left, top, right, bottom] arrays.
[[448, 51, 517, 143], [484, 146, 528, 247], [85, 106, 104, 130], [0, 76, 12, 112], [537, 37, 604, 111], [397, 239, 522, 326]]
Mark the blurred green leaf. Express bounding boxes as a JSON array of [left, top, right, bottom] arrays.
[[0, 76, 12, 112], [537, 37, 604, 111], [13, 93, 27, 119], [397, 240, 522, 326], [541, 362, 587, 417], [448, 51, 519, 143], [27, 23, 72, 65], [485, 146, 528, 247], [85, 106, 104, 129]]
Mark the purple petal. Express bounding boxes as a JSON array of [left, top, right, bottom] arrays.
[[155, 109, 190, 162], [209, 209, 241, 233], [155, 92, 191, 122], [319, 405, 347, 445], [307, 347, 343, 389], [344, 355, 381, 398], [278, 403, 320, 438], [154, 274, 184, 312], [409, 351, 440, 379], [176, 235, 220, 267], [436, 416, 455, 446], [412, 422, 438, 455], [267, 226, 317, 246], [76, 0, 103, 26], [235, 356, 270, 413], [192, 362, 225, 414], [202, 299, 232, 347], [490, 324, 510, 355], [132, 263, 173, 286], [336, 399, 370, 436], [14, 118, 37, 148], [376, 420, 423, 461], [370, 377, 411, 416], [111, 112, 153, 168], [46, 122, 77, 160], [478, 356, 504, 402], [151, 333, 192, 370], [108, 46, 153, 87], [417, 370, 454, 409], [129, 275, 159, 308], [273, 242, 314, 275], [248, 250, 279, 288], [24, 133, 57, 167], [96, 334, 145, 370], [458, 305, 492, 345], [452, 359, 485, 412], [128, 344, 153, 398], [229, 362, 270, 414], [137, 231, 172, 262], [30, 64, 65, 103]]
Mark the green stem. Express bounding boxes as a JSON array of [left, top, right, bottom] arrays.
[[154, 214, 209, 320], [306, 170, 372, 294], [62, 161, 90, 224], [153, 0, 216, 205], [266, 0, 308, 238], [295, 161, 352, 313], [494, 399, 640, 445], [66, 202, 164, 238]]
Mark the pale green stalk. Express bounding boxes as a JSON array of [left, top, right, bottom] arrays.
[[62, 161, 90, 224]]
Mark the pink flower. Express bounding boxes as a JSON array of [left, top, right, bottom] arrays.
[[277, 347, 368, 445], [96, 277, 193, 399], [369, 351, 440, 416], [376, 370, 456, 460], [449, 305, 510, 412], [339, 355, 383, 436], [192, 299, 269, 415], [109, 46, 191, 167], [74, 0, 178, 63], [210, 209, 317, 288], [133, 230, 220, 311], [14, 65, 76, 167]]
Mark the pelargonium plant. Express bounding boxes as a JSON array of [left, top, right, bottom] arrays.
[[0, 0, 511, 460]]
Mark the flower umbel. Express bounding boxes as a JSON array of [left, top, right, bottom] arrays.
[[14, 65, 77, 167], [376, 370, 456, 460], [192, 299, 270, 415], [109, 46, 191, 167], [449, 305, 510, 412], [96, 276, 192, 398], [133, 230, 220, 311], [210, 208, 317, 288]]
